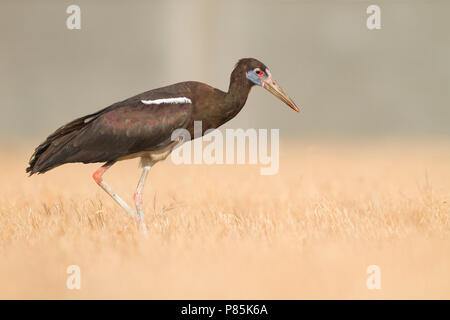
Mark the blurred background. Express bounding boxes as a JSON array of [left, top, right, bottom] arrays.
[[0, 0, 449, 144], [1, 1, 450, 300]]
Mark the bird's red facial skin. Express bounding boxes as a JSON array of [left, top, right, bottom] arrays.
[[260, 69, 272, 88], [255, 68, 264, 77]]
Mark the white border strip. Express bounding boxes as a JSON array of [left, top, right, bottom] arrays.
[[141, 97, 192, 105]]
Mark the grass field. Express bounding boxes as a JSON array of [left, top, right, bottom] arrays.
[[0, 140, 449, 299]]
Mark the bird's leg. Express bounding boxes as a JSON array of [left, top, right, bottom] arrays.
[[133, 158, 151, 236], [92, 161, 138, 219]]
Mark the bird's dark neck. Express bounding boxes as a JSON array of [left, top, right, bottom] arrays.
[[228, 72, 253, 99], [190, 68, 254, 134], [220, 71, 253, 121]]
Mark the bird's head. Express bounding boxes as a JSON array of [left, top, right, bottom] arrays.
[[235, 58, 299, 112]]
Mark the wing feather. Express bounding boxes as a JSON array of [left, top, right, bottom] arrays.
[[27, 82, 195, 174]]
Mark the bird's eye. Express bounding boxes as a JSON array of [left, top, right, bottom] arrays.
[[255, 69, 264, 77]]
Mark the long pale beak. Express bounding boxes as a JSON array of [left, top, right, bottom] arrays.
[[262, 77, 299, 112]]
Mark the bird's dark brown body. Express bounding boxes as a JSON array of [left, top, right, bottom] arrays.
[[27, 59, 269, 174]]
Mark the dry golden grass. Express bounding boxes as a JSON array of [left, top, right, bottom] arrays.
[[0, 140, 449, 299]]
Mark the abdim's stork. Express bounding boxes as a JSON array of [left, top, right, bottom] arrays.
[[26, 58, 299, 234]]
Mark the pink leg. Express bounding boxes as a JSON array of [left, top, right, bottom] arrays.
[[93, 162, 138, 220], [133, 158, 151, 236]]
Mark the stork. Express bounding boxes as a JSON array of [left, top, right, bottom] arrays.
[[26, 58, 299, 235]]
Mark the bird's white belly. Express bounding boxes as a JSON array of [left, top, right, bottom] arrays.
[[145, 146, 174, 162], [116, 139, 181, 163]]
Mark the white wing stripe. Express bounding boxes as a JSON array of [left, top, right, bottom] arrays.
[[141, 97, 192, 105]]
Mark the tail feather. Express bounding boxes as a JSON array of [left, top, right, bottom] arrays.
[[26, 131, 78, 175], [26, 110, 104, 175]]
